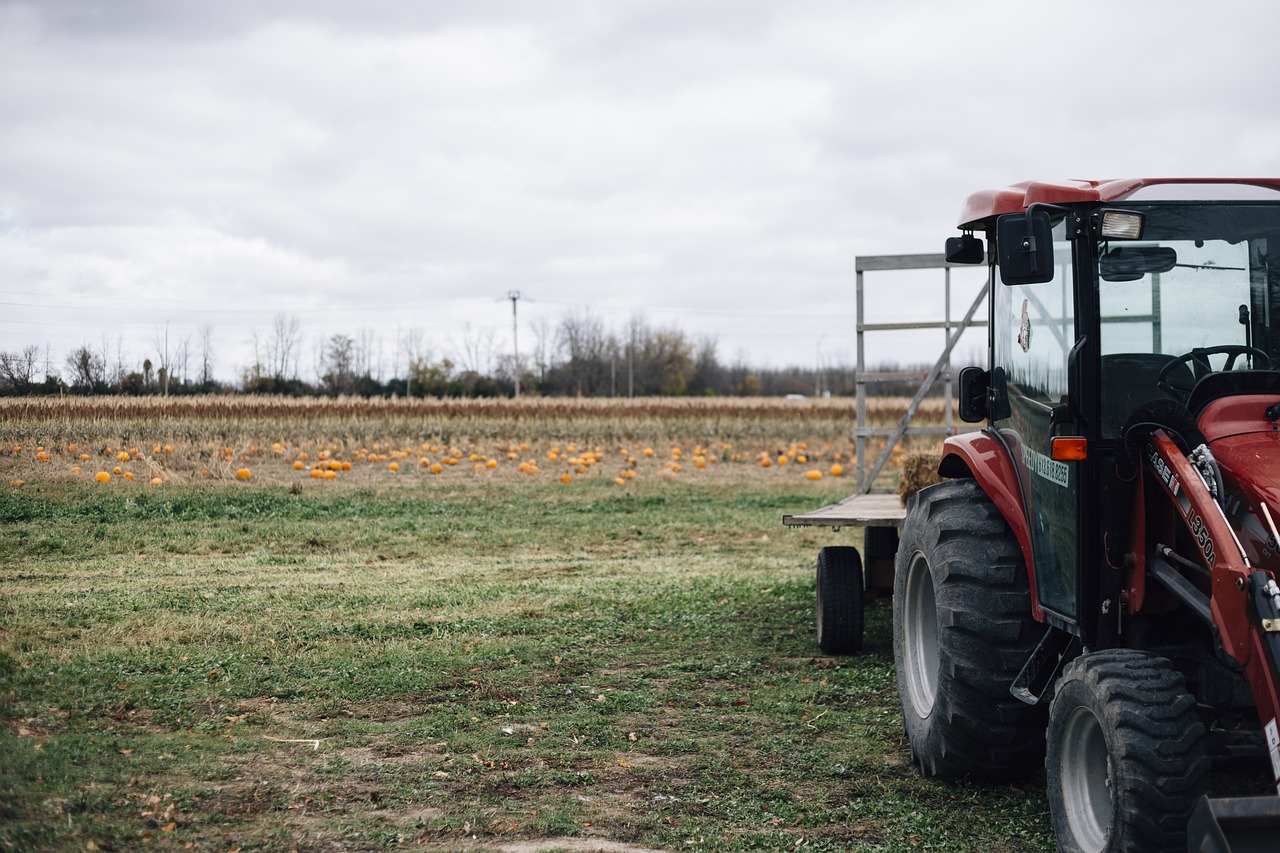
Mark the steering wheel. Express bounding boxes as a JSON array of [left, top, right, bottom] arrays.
[[1156, 345, 1271, 397]]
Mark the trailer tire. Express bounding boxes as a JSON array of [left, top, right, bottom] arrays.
[[862, 526, 899, 596], [1047, 649, 1208, 853], [816, 546, 863, 655], [863, 525, 898, 561], [893, 478, 1045, 782]]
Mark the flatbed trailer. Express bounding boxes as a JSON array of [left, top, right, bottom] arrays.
[[786, 495, 906, 656], [786, 493, 905, 656]]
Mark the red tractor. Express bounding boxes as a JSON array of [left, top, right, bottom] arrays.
[[821, 179, 1280, 851]]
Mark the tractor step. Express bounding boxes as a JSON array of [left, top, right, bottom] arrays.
[[1009, 625, 1076, 706]]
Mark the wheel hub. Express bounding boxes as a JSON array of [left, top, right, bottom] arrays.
[[901, 551, 940, 719], [1060, 704, 1113, 853]]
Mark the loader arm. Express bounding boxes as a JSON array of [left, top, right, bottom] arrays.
[[1139, 430, 1280, 801]]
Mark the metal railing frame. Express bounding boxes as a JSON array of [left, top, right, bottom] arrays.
[[854, 254, 990, 494]]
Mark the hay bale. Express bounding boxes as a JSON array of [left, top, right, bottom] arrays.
[[898, 452, 944, 506]]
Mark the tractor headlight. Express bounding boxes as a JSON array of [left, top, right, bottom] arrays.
[[1097, 209, 1145, 240]]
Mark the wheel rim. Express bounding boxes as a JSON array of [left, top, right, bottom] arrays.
[[1059, 704, 1113, 853], [901, 550, 939, 719]]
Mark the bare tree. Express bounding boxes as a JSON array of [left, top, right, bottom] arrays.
[[354, 328, 381, 380], [321, 333, 357, 395], [198, 324, 215, 387], [309, 336, 325, 387], [0, 345, 41, 393], [96, 333, 126, 389], [689, 335, 723, 395], [65, 344, 107, 393], [245, 330, 266, 386], [555, 309, 610, 396], [398, 326, 432, 396], [625, 313, 647, 397], [150, 325, 173, 395], [174, 330, 192, 389], [530, 318, 553, 385], [268, 313, 301, 381], [452, 323, 496, 376]]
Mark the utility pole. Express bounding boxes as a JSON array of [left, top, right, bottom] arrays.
[[507, 291, 521, 397], [815, 334, 826, 397]]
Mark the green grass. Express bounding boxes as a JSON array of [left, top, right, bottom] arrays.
[[0, 478, 1054, 852]]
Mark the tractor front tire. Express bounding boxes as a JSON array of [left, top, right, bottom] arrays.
[[892, 478, 1045, 782], [816, 546, 863, 655], [1047, 649, 1209, 853]]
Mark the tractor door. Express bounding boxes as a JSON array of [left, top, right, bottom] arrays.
[[992, 217, 1082, 626]]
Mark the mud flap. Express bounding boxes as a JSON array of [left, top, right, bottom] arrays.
[[1187, 795, 1280, 852]]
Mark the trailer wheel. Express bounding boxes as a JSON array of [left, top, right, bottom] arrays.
[[892, 479, 1045, 782], [862, 526, 898, 596], [1047, 649, 1208, 853], [816, 546, 863, 655]]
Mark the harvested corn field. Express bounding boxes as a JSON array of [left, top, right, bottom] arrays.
[[0, 396, 951, 490]]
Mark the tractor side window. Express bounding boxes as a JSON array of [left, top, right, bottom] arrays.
[[994, 229, 1075, 406], [993, 219, 1078, 623]]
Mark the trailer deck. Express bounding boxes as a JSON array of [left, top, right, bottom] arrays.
[[782, 492, 905, 530]]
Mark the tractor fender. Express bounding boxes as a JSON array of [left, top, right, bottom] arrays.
[[938, 431, 1044, 621]]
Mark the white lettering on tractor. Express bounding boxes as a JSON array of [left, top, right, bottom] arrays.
[[1185, 506, 1217, 566], [1146, 444, 1181, 497], [1022, 445, 1070, 488]]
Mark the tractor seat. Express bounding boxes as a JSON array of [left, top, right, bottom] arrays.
[[1100, 353, 1190, 437]]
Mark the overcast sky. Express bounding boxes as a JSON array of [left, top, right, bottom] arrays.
[[3, 0, 1278, 386]]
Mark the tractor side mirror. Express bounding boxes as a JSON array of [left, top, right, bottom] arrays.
[[945, 234, 985, 264], [958, 366, 989, 423], [997, 209, 1055, 285]]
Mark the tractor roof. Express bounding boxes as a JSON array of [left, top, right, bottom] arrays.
[[958, 178, 1280, 229]]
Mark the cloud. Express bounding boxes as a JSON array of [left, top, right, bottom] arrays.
[[2, 0, 1278, 381]]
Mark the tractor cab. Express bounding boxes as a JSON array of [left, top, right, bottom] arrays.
[[950, 180, 1280, 640]]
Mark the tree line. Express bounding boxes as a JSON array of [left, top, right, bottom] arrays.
[[0, 310, 938, 399]]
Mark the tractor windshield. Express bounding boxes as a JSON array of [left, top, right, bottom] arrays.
[[1097, 203, 1280, 436]]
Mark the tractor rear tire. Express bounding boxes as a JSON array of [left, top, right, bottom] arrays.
[[892, 478, 1046, 782], [816, 546, 863, 655], [1047, 649, 1209, 853]]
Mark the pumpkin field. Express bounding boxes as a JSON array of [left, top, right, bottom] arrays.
[[0, 396, 936, 491], [0, 396, 1055, 852]]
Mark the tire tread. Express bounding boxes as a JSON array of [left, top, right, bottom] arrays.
[[1048, 649, 1209, 852], [893, 479, 1046, 782]]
